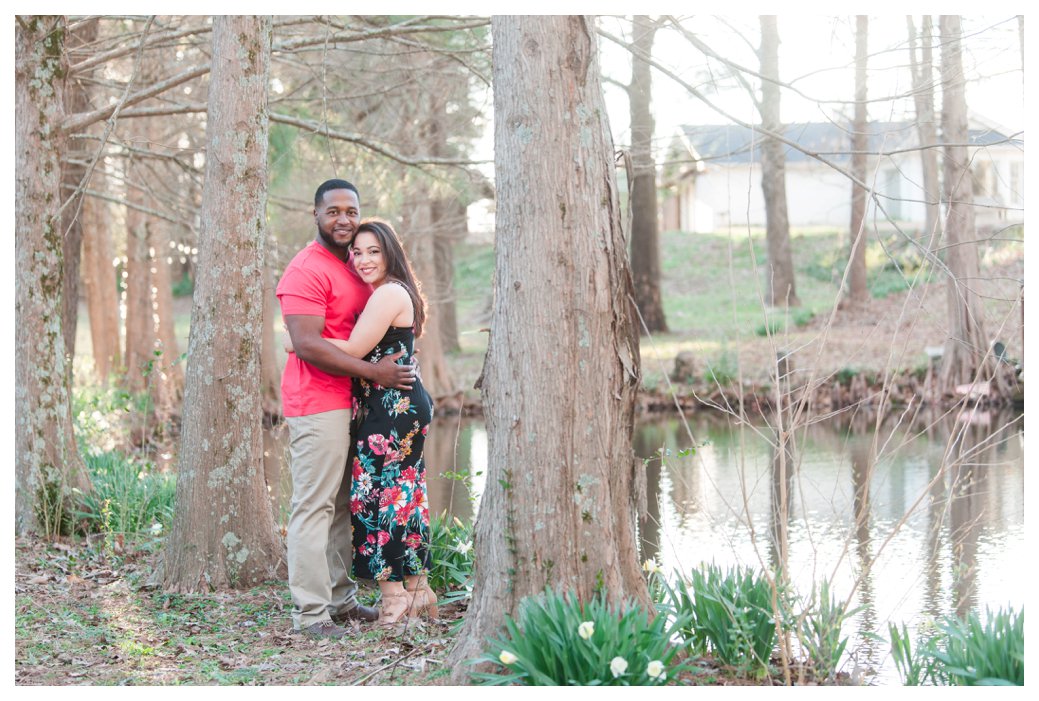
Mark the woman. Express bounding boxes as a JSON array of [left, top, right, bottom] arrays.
[[288, 218, 436, 625]]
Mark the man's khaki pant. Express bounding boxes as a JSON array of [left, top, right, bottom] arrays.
[[285, 409, 357, 630]]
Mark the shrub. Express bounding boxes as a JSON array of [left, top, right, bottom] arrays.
[[797, 579, 859, 681], [755, 318, 783, 337], [427, 511, 474, 604], [888, 606, 1024, 686], [660, 562, 782, 675], [930, 607, 1024, 686], [868, 268, 911, 299], [704, 352, 739, 386], [72, 384, 138, 457], [172, 271, 194, 297], [792, 308, 815, 328], [888, 621, 938, 686], [75, 451, 175, 539], [472, 588, 692, 686]]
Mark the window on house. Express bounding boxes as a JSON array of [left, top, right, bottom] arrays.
[[1010, 162, 1022, 205]]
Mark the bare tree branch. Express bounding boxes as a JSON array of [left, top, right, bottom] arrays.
[[62, 63, 209, 133], [270, 111, 490, 168]]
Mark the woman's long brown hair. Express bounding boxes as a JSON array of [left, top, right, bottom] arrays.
[[352, 218, 428, 338]]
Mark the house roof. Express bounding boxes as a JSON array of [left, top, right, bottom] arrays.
[[679, 121, 1019, 165]]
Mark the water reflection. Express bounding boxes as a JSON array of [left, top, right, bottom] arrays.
[[263, 407, 1024, 684]]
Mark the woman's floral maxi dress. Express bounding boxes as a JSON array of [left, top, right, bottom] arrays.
[[350, 325, 433, 581]]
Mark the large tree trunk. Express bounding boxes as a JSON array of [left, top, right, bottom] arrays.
[[80, 190, 122, 381], [15, 15, 91, 536], [158, 16, 284, 592], [759, 16, 800, 308], [628, 15, 668, 334], [448, 15, 648, 675], [845, 15, 870, 307], [936, 16, 1002, 397], [908, 16, 941, 248]]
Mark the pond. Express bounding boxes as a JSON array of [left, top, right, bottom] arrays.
[[264, 406, 1024, 685]]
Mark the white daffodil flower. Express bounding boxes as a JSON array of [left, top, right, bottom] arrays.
[[646, 659, 666, 680], [499, 650, 518, 665], [577, 621, 595, 640], [610, 656, 628, 678]]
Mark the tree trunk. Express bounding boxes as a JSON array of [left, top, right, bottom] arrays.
[[937, 16, 1002, 397], [158, 16, 284, 592], [401, 196, 457, 399], [448, 15, 648, 676], [80, 190, 122, 382], [60, 17, 99, 359], [15, 15, 91, 536], [628, 15, 668, 334], [758, 16, 800, 308], [845, 15, 870, 307], [123, 179, 152, 393], [908, 16, 941, 248], [433, 197, 465, 354], [148, 215, 184, 422], [260, 261, 282, 418]]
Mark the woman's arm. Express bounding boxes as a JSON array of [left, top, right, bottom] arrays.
[[282, 314, 415, 389], [331, 284, 413, 358]]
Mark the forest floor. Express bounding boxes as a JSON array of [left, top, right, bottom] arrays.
[[14, 537, 461, 686]]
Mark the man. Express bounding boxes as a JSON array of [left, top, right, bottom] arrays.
[[277, 179, 416, 638]]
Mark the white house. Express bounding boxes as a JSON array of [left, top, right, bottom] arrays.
[[661, 117, 1024, 235]]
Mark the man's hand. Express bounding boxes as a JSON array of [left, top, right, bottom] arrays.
[[371, 351, 416, 390]]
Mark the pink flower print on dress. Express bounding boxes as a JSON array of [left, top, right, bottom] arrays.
[[380, 485, 403, 509], [376, 530, 391, 546], [368, 434, 390, 455], [394, 503, 413, 526]]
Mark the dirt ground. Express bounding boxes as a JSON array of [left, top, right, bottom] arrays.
[[13, 538, 464, 686]]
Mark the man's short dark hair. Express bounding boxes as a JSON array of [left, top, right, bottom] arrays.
[[314, 179, 360, 207]]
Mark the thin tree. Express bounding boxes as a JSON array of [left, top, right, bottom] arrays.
[[448, 15, 649, 675], [844, 15, 870, 307], [59, 17, 99, 359], [936, 15, 1003, 398], [758, 16, 800, 308], [15, 15, 92, 535], [628, 15, 668, 333], [80, 187, 122, 381], [158, 16, 284, 591], [907, 15, 941, 249]]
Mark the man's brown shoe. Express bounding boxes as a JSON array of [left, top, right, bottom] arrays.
[[332, 604, 379, 623], [301, 620, 349, 639]]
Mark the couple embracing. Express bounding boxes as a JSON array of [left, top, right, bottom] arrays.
[[278, 178, 437, 638]]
